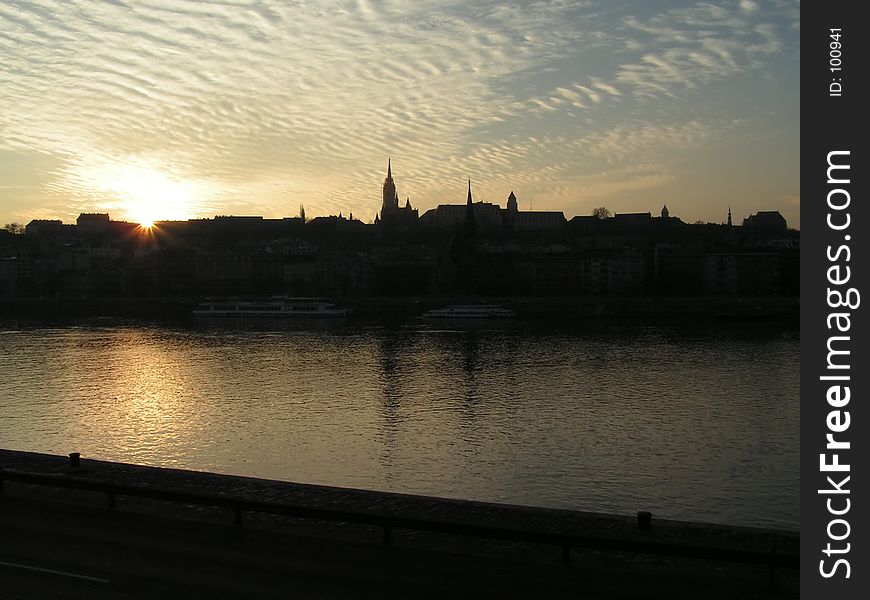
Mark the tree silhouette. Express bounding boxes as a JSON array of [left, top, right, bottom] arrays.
[[591, 207, 611, 220]]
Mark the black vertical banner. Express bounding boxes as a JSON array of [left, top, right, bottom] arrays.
[[802, 2, 868, 598]]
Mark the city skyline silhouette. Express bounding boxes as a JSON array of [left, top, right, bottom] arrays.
[[8, 157, 795, 230], [1, 1, 799, 229]]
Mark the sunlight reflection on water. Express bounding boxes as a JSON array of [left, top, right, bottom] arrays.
[[0, 321, 799, 529]]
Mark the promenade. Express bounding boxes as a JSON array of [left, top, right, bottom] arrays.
[[0, 449, 798, 598]]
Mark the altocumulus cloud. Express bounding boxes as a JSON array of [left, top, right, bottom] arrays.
[[0, 0, 798, 225]]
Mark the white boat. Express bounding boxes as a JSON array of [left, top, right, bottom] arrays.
[[421, 304, 515, 319], [193, 298, 348, 318]]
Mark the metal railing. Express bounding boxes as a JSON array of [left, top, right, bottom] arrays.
[[0, 466, 798, 584]]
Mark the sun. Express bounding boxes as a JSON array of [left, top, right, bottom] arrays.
[[113, 165, 198, 226], [137, 215, 156, 229], [80, 161, 201, 226]]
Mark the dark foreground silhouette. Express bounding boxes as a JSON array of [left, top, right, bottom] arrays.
[[0, 450, 798, 599]]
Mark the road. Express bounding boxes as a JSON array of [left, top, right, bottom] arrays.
[[0, 486, 796, 599]]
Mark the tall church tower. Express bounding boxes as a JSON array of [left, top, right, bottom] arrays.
[[378, 159, 418, 230], [463, 179, 477, 235], [507, 190, 518, 213], [382, 158, 399, 215], [504, 190, 518, 230]]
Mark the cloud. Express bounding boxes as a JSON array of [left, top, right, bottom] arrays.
[[739, 0, 759, 14], [614, 1, 786, 97], [0, 0, 798, 223]]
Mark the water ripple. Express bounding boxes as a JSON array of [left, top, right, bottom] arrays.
[[0, 321, 799, 528]]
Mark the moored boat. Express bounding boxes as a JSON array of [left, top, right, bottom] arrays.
[[421, 304, 515, 319], [193, 298, 348, 318]]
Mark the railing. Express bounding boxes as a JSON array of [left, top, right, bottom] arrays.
[[0, 467, 798, 585]]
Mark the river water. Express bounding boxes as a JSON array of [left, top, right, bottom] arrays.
[[0, 319, 799, 529]]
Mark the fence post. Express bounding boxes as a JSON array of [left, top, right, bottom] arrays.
[[69, 452, 81, 468], [637, 511, 652, 530]]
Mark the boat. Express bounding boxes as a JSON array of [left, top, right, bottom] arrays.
[[421, 304, 515, 319], [193, 298, 348, 318]]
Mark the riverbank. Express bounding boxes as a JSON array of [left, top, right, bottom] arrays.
[[0, 295, 798, 322], [0, 449, 798, 598]]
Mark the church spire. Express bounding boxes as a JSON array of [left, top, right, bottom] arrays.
[[382, 157, 398, 212], [727, 205, 733, 227], [463, 179, 476, 236]]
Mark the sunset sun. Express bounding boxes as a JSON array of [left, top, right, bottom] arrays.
[[79, 161, 201, 226], [114, 165, 198, 226]]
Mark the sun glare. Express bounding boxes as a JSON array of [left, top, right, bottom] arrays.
[[81, 161, 202, 226]]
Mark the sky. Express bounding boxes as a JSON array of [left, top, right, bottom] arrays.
[[0, 0, 800, 229]]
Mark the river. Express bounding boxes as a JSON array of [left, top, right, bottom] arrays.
[[0, 318, 799, 529]]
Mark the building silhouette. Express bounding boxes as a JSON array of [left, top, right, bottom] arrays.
[[1, 161, 799, 301], [377, 159, 418, 231], [743, 210, 787, 234], [419, 186, 565, 233]]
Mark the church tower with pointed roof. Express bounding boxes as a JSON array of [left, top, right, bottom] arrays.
[[463, 179, 477, 236], [503, 190, 519, 229], [506, 190, 518, 214], [382, 158, 399, 213], [378, 159, 418, 231]]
